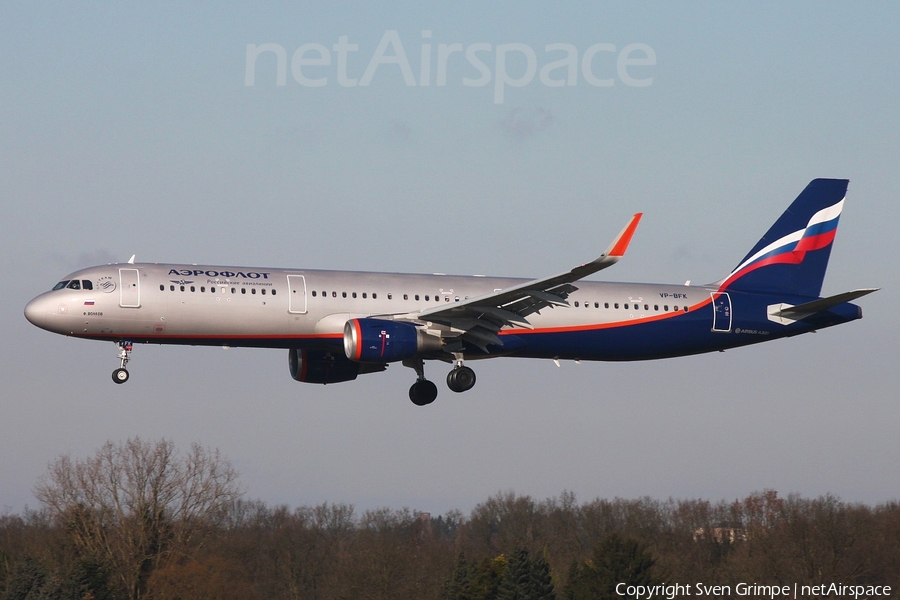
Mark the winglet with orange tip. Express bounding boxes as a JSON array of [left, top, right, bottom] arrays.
[[605, 213, 643, 258]]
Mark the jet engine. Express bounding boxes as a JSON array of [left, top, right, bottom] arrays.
[[288, 348, 384, 384], [343, 318, 442, 363]]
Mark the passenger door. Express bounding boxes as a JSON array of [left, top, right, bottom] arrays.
[[119, 268, 141, 308], [711, 292, 732, 332]]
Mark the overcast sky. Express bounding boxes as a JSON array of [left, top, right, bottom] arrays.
[[2, 2, 898, 515]]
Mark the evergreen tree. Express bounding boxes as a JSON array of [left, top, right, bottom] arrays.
[[564, 533, 657, 600], [496, 548, 555, 600], [444, 553, 474, 600], [470, 555, 508, 600], [3, 558, 46, 600], [529, 555, 556, 600]]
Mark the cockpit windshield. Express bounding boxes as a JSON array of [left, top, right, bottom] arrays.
[[52, 280, 93, 291]]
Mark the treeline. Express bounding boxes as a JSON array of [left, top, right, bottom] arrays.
[[1, 439, 898, 599]]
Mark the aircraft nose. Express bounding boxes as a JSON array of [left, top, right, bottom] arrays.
[[24, 294, 53, 330]]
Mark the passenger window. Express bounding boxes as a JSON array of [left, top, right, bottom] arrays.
[[231, 288, 236, 294], [271, 289, 276, 296], [415, 295, 420, 301], [241, 288, 246, 294], [403, 294, 408, 300], [352, 292, 357, 298], [664, 305, 668, 311], [332, 291, 337, 298], [594, 302, 599, 308], [312, 291, 317, 297], [342, 292, 347, 298], [604, 303, 609, 309], [674, 305, 679, 311], [67, 280, 81, 290], [180, 285, 185, 292], [373, 293, 378, 299], [574, 301, 579, 307], [425, 295, 430, 301], [683, 306, 689, 312], [654, 305, 659, 311], [644, 304, 649, 310], [614, 303, 619, 309], [261, 288, 266, 295], [388, 293, 393, 300], [362, 293, 367, 299], [170, 285, 175, 291], [201, 286, 206, 292], [159, 285, 164, 291], [190, 286, 196, 292], [252, 288, 257, 295], [82, 280, 93, 290]]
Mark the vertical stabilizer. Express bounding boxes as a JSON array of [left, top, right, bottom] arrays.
[[717, 179, 847, 298]]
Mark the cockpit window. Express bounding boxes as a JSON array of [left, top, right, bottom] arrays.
[[53, 281, 70, 291], [67, 280, 81, 290], [82, 280, 93, 290]]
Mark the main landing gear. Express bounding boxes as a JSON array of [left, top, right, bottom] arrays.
[[403, 356, 477, 406], [112, 341, 133, 384], [447, 361, 476, 393]]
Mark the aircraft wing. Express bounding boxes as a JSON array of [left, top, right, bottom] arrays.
[[401, 213, 642, 352]]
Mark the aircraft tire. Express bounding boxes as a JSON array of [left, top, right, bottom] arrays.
[[112, 368, 130, 384], [409, 380, 437, 406], [447, 366, 476, 393]]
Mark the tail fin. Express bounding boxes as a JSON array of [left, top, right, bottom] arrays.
[[717, 178, 848, 297]]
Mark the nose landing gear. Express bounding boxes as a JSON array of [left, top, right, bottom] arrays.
[[112, 341, 133, 384]]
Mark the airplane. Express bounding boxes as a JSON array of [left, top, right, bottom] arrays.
[[25, 179, 876, 406]]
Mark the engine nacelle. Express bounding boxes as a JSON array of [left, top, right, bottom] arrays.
[[289, 348, 361, 384], [343, 318, 442, 363]]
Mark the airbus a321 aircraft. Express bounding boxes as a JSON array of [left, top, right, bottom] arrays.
[[25, 179, 876, 405]]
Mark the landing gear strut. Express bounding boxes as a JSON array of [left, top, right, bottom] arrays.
[[403, 358, 437, 406], [112, 341, 132, 384]]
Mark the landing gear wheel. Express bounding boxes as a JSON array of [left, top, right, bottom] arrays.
[[447, 366, 476, 393], [113, 341, 133, 384], [409, 379, 438, 406], [112, 368, 130, 384]]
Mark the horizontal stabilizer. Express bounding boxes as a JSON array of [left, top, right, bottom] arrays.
[[767, 288, 878, 325]]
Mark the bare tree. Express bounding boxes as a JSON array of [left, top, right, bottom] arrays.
[[33, 437, 242, 600]]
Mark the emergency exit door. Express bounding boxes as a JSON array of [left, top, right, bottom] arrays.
[[288, 275, 308, 314]]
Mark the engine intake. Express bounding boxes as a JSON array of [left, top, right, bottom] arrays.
[[344, 318, 442, 363]]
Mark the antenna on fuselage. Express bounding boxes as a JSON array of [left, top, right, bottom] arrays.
[[128, 255, 136, 264]]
